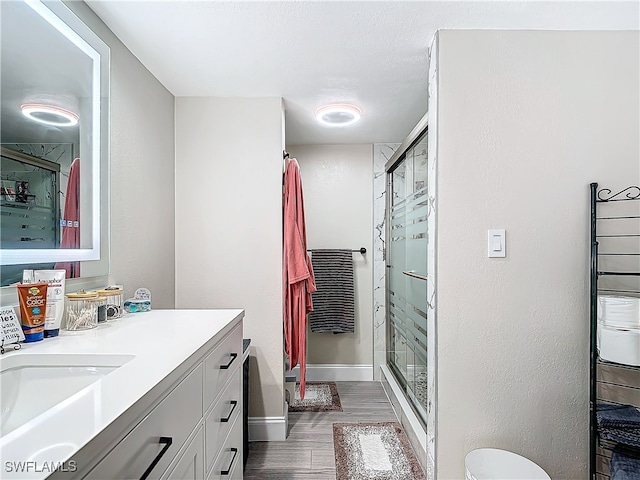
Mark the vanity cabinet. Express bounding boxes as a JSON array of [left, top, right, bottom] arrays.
[[86, 364, 204, 479], [80, 320, 243, 480], [203, 324, 243, 480], [206, 414, 243, 480], [163, 427, 205, 480]]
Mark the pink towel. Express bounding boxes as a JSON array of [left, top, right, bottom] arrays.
[[283, 158, 316, 399], [54, 158, 80, 278]]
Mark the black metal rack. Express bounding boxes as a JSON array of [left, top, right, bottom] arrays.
[[589, 183, 640, 480]]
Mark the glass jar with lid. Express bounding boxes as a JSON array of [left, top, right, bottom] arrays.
[[65, 291, 99, 331], [97, 286, 124, 320], [95, 295, 108, 323]]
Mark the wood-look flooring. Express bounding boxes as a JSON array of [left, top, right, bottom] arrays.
[[244, 381, 397, 479]]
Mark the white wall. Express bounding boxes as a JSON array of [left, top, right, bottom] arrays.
[[175, 97, 284, 420], [66, 2, 176, 307], [287, 144, 373, 370], [435, 30, 639, 479]]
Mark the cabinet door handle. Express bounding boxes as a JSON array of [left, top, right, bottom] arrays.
[[221, 448, 238, 476], [220, 400, 238, 422], [139, 436, 172, 480], [220, 352, 238, 370]]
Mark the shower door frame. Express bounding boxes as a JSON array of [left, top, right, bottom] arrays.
[[384, 114, 429, 428]]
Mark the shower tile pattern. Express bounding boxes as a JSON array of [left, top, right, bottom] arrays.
[[373, 143, 400, 382], [425, 33, 439, 476]]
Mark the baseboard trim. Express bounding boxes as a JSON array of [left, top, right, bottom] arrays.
[[291, 363, 374, 382], [248, 416, 287, 442]]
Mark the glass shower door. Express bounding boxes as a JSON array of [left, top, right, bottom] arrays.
[[387, 134, 428, 423]]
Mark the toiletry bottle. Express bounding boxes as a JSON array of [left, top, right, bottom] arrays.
[[17, 282, 48, 342], [33, 269, 66, 337]]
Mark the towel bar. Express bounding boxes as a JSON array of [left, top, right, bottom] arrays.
[[307, 248, 366, 254]]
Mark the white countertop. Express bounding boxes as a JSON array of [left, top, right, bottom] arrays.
[[0, 309, 244, 480]]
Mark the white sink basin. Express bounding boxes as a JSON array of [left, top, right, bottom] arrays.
[[0, 353, 134, 436]]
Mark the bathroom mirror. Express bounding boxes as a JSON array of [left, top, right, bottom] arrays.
[[0, 0, 109, 286]]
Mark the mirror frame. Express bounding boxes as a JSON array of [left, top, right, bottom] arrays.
[[0, 0, 109, 267]]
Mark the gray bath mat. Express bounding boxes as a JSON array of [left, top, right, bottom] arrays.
[[333, 422, 426, 480], [288, 382, 342, 412]]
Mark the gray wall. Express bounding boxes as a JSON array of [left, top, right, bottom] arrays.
[[435, 30, 639, 479], [288, 144, 374, 370], [65, 2, 176, 306], [174, 97, 285, 422]]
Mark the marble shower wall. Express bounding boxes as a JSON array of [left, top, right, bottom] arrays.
[[372, 143, 400, 381], [425, 33, 439, 477]]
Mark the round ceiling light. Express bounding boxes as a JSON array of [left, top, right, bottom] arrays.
[[21, 104, 79, 127], [315, 104, 362, 127]]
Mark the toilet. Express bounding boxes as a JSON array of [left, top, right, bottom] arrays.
[[465, 448, 551, 480]]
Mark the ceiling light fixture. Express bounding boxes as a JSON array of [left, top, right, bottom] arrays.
[[21, 103, 79, 127], [315, 104, 362, 127]]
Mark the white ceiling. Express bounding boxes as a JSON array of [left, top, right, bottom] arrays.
[[85, 1, 639, 145]]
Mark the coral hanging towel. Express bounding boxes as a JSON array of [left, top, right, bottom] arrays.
[[54, 157, 80, 278], [283, 158, 316, 400]]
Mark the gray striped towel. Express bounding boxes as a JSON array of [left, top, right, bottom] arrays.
[[309, 249, 355, 334]]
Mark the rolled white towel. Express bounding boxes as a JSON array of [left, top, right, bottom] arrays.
[[598, 323, 640, 366], [598, 295, 640, 329]]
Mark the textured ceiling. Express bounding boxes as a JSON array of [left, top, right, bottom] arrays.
[[86, 1, 639, 145]]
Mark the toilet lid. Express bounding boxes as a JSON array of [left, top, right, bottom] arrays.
[[465, 448, 551, 480]]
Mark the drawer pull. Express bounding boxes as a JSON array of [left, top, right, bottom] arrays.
[[139, 436, 173, 480], [220, 352, 238, 370], [221, 448, 238, 476], [220, 400, 238, 422]]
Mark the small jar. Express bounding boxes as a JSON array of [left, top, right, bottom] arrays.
[[65, 291, 98, 331], [95, 295, 108, 323], [97, 286, 124, 320]]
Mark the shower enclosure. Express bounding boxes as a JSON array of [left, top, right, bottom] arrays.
[[386, 129, 428, 425]]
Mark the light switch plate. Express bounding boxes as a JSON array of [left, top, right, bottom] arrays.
[[488, 229, 506, 258]]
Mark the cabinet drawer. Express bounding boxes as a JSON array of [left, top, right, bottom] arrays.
[[162, 426, 204, 480], [204, 372, 241, 474], [87, 364, 204, 480], [204, 323, 242, 409], [206, 414, 242, 480]]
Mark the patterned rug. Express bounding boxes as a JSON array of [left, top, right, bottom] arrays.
[[333, 422, 426, 480], [288, 382, 343, 412]]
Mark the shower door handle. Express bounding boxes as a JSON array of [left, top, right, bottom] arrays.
[[402, 270, 427, 281]]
